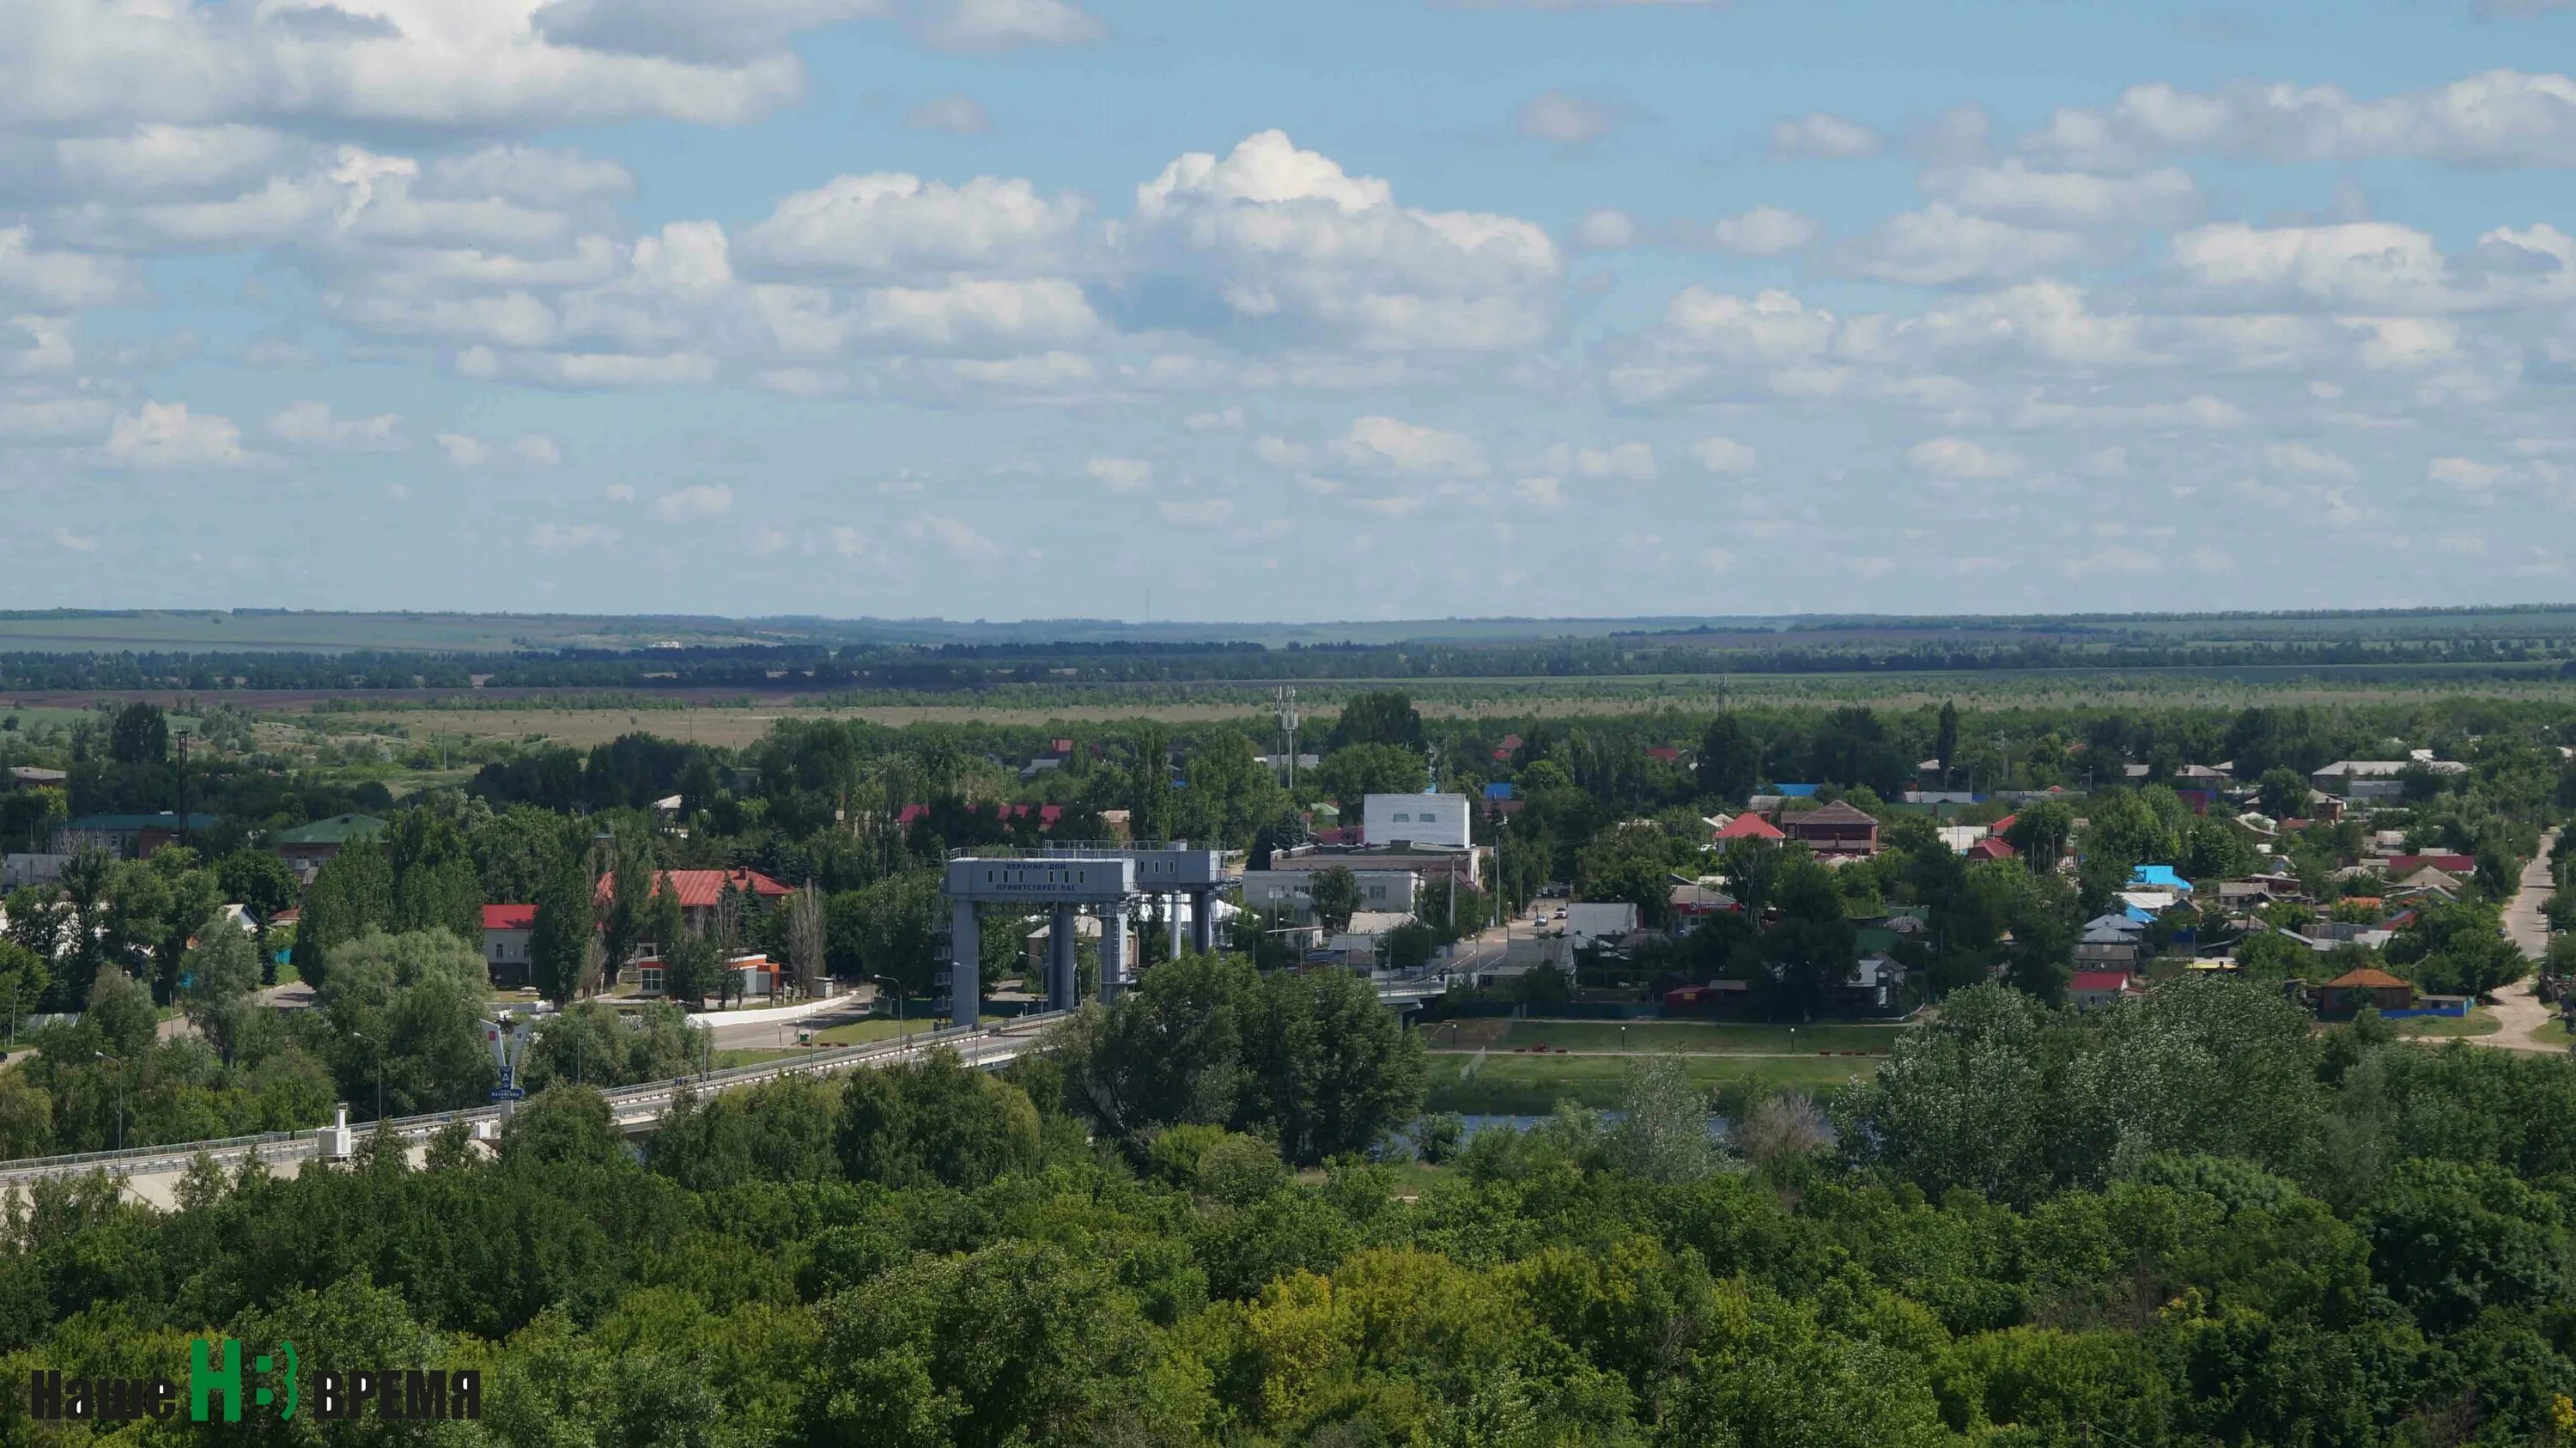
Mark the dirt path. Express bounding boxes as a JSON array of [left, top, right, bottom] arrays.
[[2486, 829, 2563, 1054]]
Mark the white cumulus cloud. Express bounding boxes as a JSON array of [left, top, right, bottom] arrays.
[[266, 399, 400, 449], [1906, 435, 2025, 479], [106, 401, 244, 466], [1085, 456, 1152, 492], [1771, 113, 1882, 158], [1690, 436, 1757, 473], [1709, 207, 1819, 256], [1334, 416, 1489, 476], [653, 483, 735, 519]]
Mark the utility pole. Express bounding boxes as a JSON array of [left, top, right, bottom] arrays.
[[174, 728, 190, 846], [94, 1051, 124, 1151], [351, 1031, 383, 1122]]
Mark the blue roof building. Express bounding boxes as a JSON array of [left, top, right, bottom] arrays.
[[1482, 782, 1516, 800], [2129, 864, 2192, 891]]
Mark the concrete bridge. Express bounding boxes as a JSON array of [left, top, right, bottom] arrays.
[[0, 971, 1449, 1211], [0, 1013, 1069, 1210]]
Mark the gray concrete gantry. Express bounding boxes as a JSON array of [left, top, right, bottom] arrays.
[[941, 845, 1223, 1028]]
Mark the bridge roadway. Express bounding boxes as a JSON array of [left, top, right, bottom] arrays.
[[0, 1013, 1069, 1210], [0, 976, 1449, 1210]]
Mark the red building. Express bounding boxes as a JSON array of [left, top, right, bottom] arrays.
[[599, 868, 795, 933], [1711, 812, 1786, 846]]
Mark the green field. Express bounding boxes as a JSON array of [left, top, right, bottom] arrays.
[[1427, 1019, 1903, 1056], [1425, 1051, 1873, 1115], [0, 611, 787, 654]]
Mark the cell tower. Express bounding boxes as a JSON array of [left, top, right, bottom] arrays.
[[1275, 686, 1300, 790]]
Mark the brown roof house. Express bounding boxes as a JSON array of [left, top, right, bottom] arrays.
[[2316, 966, 2415, 1017], [1778, 800, 1880, 858]]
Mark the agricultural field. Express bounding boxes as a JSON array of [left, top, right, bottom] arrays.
[[249, 666, 2576, 749]]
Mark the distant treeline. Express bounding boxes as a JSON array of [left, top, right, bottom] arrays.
[[5, 634, 2576, 694]]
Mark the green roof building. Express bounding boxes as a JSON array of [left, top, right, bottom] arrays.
[[273, 813, 387, 883]]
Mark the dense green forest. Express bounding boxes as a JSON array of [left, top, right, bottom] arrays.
[[5, 975, 2576, 1445]]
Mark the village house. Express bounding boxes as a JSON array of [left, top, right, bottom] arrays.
[[483, 903, 536, 987], [52, 812, 216, 859], [2315, 965, 2415, 1015], [599, 867, 797, 937], [2069, 970, 2146, 1010], [270, 812, 386, 885], [1777, 800, 1880, 858], [2310, 758, 2467, 799], [1710, 812, 1785, 848]]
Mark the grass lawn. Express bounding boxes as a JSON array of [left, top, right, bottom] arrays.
[[1425, 1051, 1874, 1116], [708, 1015, 1007, 1068], [2535, 1019, 2573, 1047], [1425, 1018, 1902, 1057], [2391, 1007, 2503, 1038], [714, 1048, 800, 1069]]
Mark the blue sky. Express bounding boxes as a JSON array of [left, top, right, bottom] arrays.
[[3, 0, 2574, 622]]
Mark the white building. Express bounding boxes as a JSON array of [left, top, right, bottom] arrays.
[[1363, 793, 1471, 850], [1564, 902, 1641, 946], [1240, 867, 1419, 920]]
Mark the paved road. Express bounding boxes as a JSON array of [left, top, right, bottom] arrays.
[[2486, 829, 2561, 1053], [0, 1012, 1065, 1208]]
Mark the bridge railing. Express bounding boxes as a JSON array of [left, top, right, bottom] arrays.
[[0, 1129, 307, 1177], [0, 1012, 1072, 1181]]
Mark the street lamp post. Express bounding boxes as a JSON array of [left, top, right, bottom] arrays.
[[94, 1051, 124, 1152], [350, 1031, 383, 1122], [871, 975, 906, 1052]]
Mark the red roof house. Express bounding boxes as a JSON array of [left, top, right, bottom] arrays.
[[1713, 813, 1786, 843], [482, 903, 538, 985], [2069, 970, 2144, 1009], [2387, 854, 2476, 877], [600, 868, 794, 917], [1968, 837, 2015, 862]]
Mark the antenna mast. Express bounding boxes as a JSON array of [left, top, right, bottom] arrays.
[[1275, 686, 1300, 792]]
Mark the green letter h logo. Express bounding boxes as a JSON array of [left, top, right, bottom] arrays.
[[191, 1338, 241, 1423]]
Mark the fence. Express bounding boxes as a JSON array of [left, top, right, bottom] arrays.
[[2377, 998, 2470, 1020]]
